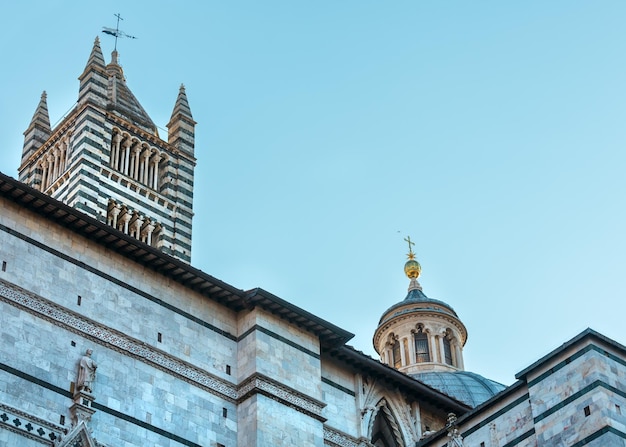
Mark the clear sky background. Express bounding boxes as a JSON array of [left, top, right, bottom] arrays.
[[1, 2, 625, 386]]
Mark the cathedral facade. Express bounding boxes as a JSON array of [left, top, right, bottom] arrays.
[[1, 38, 625, 447]]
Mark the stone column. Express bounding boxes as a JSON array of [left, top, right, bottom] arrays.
[[132, 146, 141, 180], [110, 204, 121, 228], [142, 152, 151, 185], [47, 154, 55, 187], [399, 338, 407, 367], [145, 222, 156, 245], [152, 154, 162, 189], [120, 213, 132, 234], [438, 335, 445, 364], [133, 215, 144, 240], [51, 149, 58, 180], [123, 140, 131, 175], [455, 344, 464, 370], [112, 133, 122, 169], [40, 161, 48, 191], [58, 146, 65, 175]]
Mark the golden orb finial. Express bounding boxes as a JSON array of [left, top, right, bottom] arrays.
[[403, 236, 421, 279]]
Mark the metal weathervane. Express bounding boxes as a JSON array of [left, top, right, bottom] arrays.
[[102, 13, 137, 51]]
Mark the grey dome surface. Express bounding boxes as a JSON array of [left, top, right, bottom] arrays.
[[378, 288, 458, 326], [411, 371, 506, 408]]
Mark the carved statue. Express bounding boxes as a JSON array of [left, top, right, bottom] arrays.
[[76, 349, 97, 393], [446, 413, 465, 447]]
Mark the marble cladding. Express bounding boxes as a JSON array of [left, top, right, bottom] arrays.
[[2, 195, 387, 446], [320, 358, 359, 437], [423, 340, 626, 447]]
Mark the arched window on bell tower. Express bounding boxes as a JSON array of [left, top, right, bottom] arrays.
[[414, 326, 430, 363]]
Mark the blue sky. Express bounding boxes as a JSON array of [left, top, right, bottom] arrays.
[[1, 2, 625, 385]]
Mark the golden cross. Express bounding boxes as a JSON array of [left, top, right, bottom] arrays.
[[404, 236, 415, 256]]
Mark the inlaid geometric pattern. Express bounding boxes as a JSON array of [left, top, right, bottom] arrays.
[[0, 402, 65, 446]]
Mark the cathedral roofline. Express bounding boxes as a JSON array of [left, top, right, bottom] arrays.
[[514, 328, 626, 381], [0, 171, 351, 347]]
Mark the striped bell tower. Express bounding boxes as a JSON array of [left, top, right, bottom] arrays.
[[18, 37, 196, 263]]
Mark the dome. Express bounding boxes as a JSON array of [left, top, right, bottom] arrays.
[[411, 371, 506, 408], [378, 288, 459, 326]]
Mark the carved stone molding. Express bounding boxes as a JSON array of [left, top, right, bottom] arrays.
[[323, 425, 363, 447], [0, 401, 66, 446], [0, 279, 237, 402], [238, 373, 326, 422]]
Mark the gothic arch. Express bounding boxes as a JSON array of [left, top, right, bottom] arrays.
[[369, 398, 405, 447]]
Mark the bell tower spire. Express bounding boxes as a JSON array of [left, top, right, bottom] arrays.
[[78, 37, 107, 107], [167, 84, 196, 156], [20, 91, 51, 172]]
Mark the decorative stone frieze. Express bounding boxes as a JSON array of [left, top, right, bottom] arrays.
[[0, 279, 238, 402], [323, 425, 369, 447]]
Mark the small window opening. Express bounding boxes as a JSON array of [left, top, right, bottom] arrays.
[[59, 415, 65, 425], [222, 408, 227, 418], [71, 341, 76, 347], [1, 261, 6, 272], [414, 328, 430, 363], [584, 406, 591, 417], [77, 295, 82, 306], [226, 365, 231, 375], [392, 339, 401, 368], [616, 404, 622, 414], [157, 332, 162, 343], [443, 336, 453, 366]]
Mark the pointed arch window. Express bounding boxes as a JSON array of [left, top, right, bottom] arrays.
[[414, 329, 430, 363], [371, 402, 403, 447]]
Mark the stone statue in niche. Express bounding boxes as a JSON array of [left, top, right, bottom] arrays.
[[76, 349, 97, 393]]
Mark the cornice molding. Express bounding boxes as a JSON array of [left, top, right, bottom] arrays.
[[238, 373, 326, 422]]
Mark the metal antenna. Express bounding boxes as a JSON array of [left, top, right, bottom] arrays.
[[102, 13, 137, 51]]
